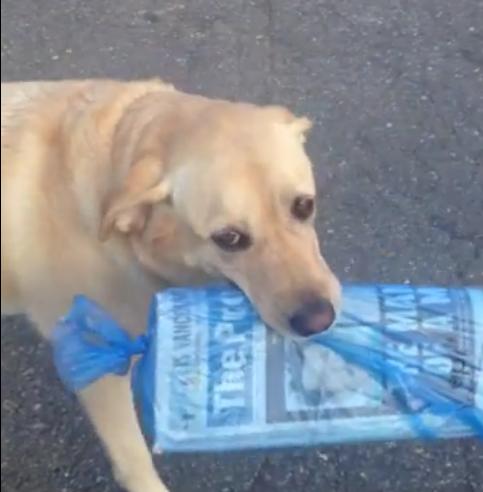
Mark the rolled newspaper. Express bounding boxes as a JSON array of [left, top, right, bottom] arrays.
[[53, 284, 483, 453]]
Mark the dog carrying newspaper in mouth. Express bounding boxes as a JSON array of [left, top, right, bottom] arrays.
[[53, 284, 483, 452]]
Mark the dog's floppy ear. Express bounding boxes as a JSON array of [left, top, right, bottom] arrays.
[[289, 116, 312, 137], [99, 157, 170, 240], [265, 105, 312, 141]]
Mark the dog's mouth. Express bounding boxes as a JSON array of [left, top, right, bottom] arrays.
[[215, 271, 340, 338]]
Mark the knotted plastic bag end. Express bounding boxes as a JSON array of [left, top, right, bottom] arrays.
[[52, 295, 147, 392]]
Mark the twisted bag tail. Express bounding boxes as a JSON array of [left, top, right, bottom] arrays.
[[52, 295, 147, 392], [318, 326, 483, 438]]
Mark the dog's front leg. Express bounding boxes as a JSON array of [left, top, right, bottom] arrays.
[[79, 373, 168, 492]]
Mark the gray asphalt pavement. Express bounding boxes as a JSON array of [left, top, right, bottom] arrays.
[[1, 1, 483, 491]]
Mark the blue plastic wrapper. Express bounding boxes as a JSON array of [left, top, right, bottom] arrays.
[[53, 284, 483, 453]]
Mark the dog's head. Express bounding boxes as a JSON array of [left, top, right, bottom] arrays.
[[101, 94, 341, 337]]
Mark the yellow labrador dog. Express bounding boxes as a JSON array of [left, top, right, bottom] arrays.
[[1, 79, 341, 492]]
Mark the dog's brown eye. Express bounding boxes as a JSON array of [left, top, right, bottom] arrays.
[[292, 195, 315, 221], [211, 228, 251, 252]]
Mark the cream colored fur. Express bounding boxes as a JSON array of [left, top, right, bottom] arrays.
[[1, 79, 340, 492]]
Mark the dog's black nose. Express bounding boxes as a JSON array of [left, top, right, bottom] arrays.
[[289, 298, 335, 337]]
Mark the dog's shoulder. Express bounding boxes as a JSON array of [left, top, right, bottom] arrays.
[[1, 78, 175, 142]]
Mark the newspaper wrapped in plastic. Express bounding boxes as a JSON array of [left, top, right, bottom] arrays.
[[53, 284, 483, 453]]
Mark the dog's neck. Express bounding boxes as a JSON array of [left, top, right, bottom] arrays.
[[64, 82, 169, 234]]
